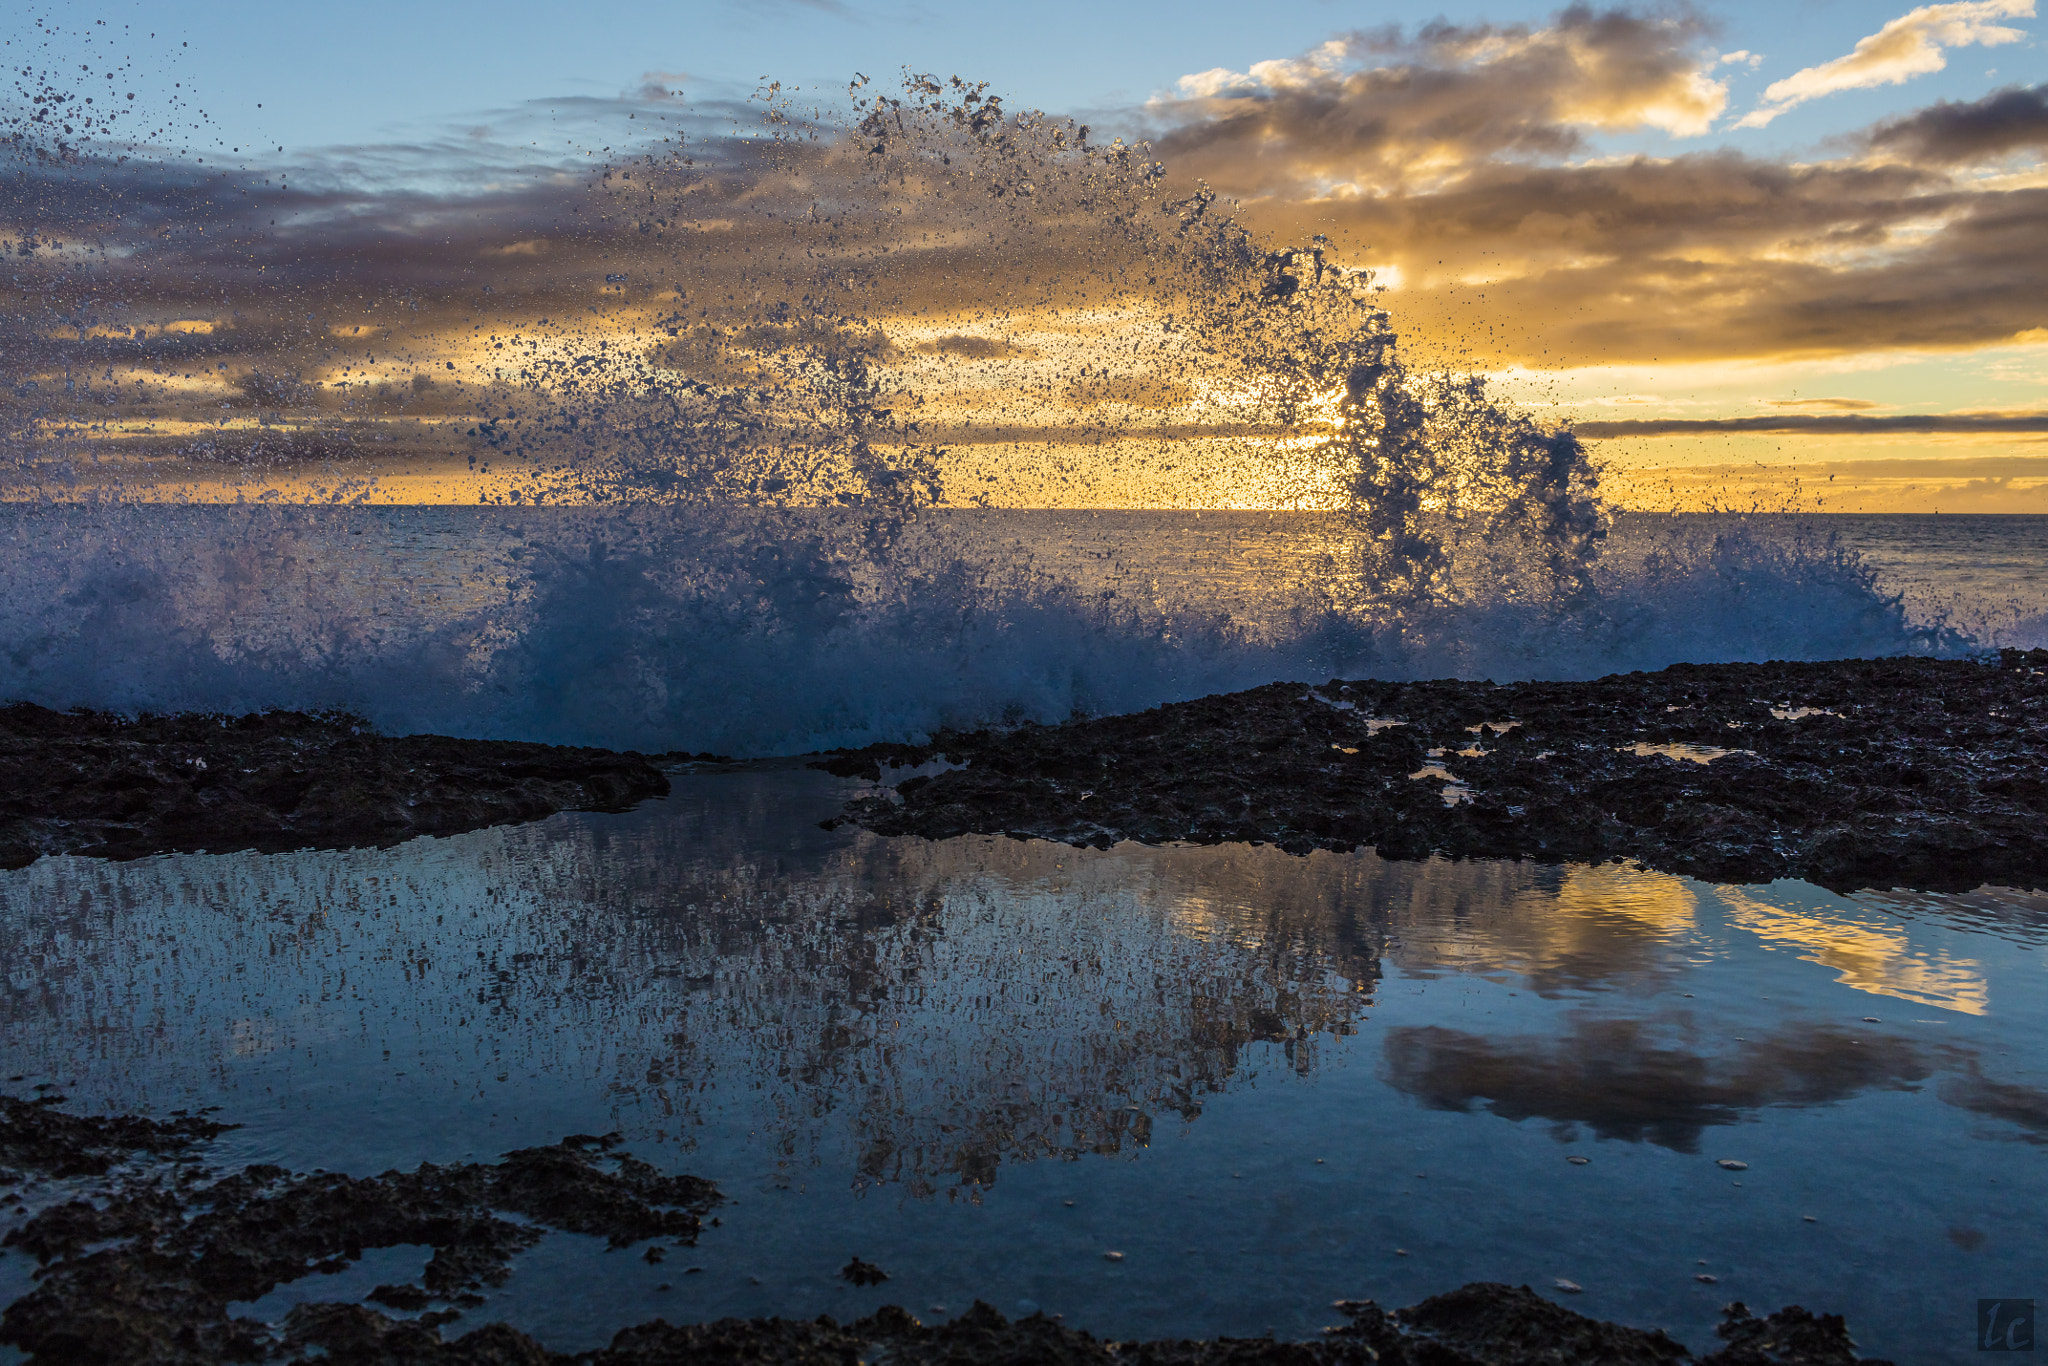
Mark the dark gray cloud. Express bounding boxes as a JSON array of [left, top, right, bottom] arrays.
[[1865, 83, 2048, 164], [1228, 159, 2047, 363], [1575, 411, 2048, 438]]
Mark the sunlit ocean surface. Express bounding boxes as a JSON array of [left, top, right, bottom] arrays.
[[3, 763, 2046, 1364]]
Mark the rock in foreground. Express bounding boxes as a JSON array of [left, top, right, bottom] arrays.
[[828, 653, 2048, 894], [0, 705, 671, 867], [0, 1095, 1891, 1365]]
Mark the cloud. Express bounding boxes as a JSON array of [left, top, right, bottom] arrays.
[[1151, 6, 1728, 195], [1133, 7, 2048, 366], [1573, 410, 2048, 437], [915, 334, 1033, 360], [1865, 81, 2048, 162], [1761, 397, 1882, 410], [1736, 0, 2035, 129], [6, 32, 2043, 467], [1213, 144, 2048, 363]]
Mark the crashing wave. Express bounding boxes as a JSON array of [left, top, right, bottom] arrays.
[[0, 57, 1969, 753]]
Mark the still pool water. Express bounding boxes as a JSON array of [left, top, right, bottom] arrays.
[[3, 766, 2045, 1362]]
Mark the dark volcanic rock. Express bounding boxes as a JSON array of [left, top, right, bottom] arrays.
[[839, 1255, 889, 1286], [0, 1101, 720, 1366], [253, 1291, 1899, 1365], [827, 652, 2048, 894], [0, 704, 671, 867], [2, 1092, 235, 1180]]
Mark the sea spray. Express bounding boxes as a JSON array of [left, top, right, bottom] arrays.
[[0, 59, 1968, 752]]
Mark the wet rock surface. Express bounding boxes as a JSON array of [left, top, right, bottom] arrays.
[[2, 1092, 235, 1180], [828, 652, 2048, 894], [0, 704, 671, 868], [0, 1096, 719, 1364], [0, 1099, 1895, 1365]]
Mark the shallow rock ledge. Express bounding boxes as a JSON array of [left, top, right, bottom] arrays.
[[827, 652, 2048, 894], [0, 704, 672, 868]]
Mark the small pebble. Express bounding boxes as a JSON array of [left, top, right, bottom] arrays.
[[1802, 1216, 1817, 1223], [1394, 1248, 1409, 1256], [1716, 1159, 1748, 1171], [684, 1267, 703, 1275], [1863, 1017, 1880, 1023], [1695, 1274, 1718, 1284], [1315, 1158, 1325, 1164], [1567, 1156, 1590, 1165], [1554, 1279, 1582, 1294], [1103, 1251, 1124, 1262], [1063, 1199, 1076, 1207]]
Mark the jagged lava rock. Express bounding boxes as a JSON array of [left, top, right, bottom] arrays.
[[0, 704, 670, 867]]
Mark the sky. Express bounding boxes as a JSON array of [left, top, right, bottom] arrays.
[[4, 0, 2045, 510]]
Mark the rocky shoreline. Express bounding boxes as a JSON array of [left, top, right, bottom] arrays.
[[0, 704, 678, 868], [0, 1095, 1891, 1365], [825, 652, 2048, 894]]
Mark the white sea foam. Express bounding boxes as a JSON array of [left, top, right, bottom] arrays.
[[0, 504, 1969, 755]]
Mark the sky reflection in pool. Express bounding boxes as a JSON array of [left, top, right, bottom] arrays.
[[2, 768, 2043, 1362]]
